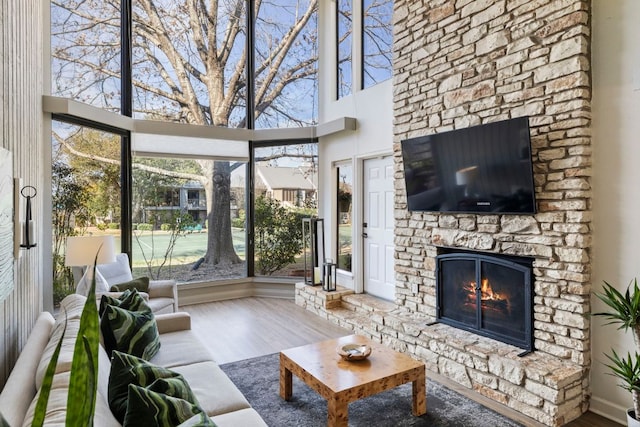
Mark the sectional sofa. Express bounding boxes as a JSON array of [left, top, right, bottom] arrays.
[[0, 294, 267, 426]]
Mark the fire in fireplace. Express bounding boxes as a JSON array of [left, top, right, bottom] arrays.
[[436, 250, 534, 354]]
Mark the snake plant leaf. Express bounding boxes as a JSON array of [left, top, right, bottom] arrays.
[[31, 314, 67, 427], [65, 255, 100, 427]]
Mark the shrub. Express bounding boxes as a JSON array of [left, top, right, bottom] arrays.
[[160, 223, 172, 231], [107, 223, 119, 229], [137, 223, 153, 231], [254, 196, 304, 275]]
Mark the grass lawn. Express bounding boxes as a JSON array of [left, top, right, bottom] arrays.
[[123, 228, 246, 267]]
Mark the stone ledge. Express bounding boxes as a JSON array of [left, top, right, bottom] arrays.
[[295, 284, 586, 426]]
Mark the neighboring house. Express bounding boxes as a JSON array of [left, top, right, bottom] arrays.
[[139, 164, 316, 228], [138, 181, 207, 226], [232, 164, 317, 209]]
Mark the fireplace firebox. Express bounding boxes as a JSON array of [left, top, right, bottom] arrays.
[[436, 250, 534, 354]]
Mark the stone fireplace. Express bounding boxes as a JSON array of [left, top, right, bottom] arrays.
[[390, 1, 592, 425], [436, 249, 534, 353]]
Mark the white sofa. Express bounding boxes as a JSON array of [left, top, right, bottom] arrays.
[[0, 294, 267, 426]]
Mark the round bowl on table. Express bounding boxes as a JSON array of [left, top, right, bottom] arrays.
[[337, 343, 372, 361]]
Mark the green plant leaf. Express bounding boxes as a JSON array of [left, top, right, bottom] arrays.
[[32, 314, 67, 427], [0, 412, 10, 427], [604, 348, 640, 392], [594, 279, 640, 331], [65, 255, 100, 427]]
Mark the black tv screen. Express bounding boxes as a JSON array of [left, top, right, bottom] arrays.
[[401, 117, 536, 214]]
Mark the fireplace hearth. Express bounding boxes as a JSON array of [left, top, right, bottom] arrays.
[[436, 250, 534, 354]]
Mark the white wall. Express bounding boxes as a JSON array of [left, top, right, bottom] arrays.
[[591, 0, 640, 423], [317, 0, 394, 290]]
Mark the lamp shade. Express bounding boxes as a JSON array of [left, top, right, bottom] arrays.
[[65, 235, 117, 267]]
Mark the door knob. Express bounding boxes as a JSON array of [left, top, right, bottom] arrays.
[[362, 232, 368, 238]]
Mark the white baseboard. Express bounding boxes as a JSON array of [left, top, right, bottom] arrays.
[[177, 278, 295, 307], [589, 395, 627, 425]]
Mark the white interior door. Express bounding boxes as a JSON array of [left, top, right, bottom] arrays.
[[363, 156, 395, 301]]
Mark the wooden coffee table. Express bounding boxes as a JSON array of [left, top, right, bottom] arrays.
[[279, 334, 426, 427]]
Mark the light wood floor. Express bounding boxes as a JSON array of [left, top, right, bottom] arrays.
[[181, 297, 621, 427]]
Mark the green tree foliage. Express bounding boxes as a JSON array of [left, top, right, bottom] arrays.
[[254, 196, 306, 275], [52, 161, 91, 304]]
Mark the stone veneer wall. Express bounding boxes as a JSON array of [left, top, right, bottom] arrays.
[[392, 0, 592, 425]]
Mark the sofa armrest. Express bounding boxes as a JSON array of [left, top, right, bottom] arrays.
[[0, 312, 55, 427], [156, 312, 191, 333], [149, 279, 178, 311]]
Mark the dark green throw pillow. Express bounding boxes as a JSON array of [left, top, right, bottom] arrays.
[[100, 303, 160, 360], [109, 351, 196, 423], [99, 288, 149, 316], [123, 384, 205, 427], [110, 276, 150, 293]]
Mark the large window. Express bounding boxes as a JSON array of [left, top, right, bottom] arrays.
[[362, 0, 393, 88], [50, 0, 321, 292], [336, 0, 392, 96], [131, 154, 248, 282], [50, 0, 122, 111], [255, 1, 319, 128], [253, 142, 318, 277], [51, 120, 123, 304]]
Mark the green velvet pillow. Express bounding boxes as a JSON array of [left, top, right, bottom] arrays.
[[109, 351, 196, 423], [110, 276, 150, 293], [99, 288, 148, 316], [123, 384, 208, 427], [100, 303, 160, 360]]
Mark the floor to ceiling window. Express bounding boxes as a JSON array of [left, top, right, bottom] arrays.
[[253, 142, 318, 278], [51, 120, 124, 304]]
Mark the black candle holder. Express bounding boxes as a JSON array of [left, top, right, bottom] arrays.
[[20, 185, 36, 249]]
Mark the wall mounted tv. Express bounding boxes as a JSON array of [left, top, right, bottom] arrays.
[[401, 116, 536, 214]]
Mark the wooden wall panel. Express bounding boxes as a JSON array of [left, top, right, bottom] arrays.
[[0, 0, 45, 388]]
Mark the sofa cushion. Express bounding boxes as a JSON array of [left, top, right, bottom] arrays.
[[150, 330, 213, 368], [99, 289, 148, 316], [109, 351, 196, 423], [210, 408, 268, 427], [171, 362, 251, 417], [179, 413, 219, 426], [123, 385, 210, 427], [100, 304, 160, 360], [21, 371, 121, 427], [110, 276, 150, 293]]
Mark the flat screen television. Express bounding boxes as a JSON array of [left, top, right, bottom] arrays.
[[401, 117, 536, 214]]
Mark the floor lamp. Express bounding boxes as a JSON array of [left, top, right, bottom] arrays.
[[65, 235, 117, 296]]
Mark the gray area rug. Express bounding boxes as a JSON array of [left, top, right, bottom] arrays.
[[220, 353, 523, 427]]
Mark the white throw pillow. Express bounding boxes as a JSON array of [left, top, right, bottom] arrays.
[[75, 267, 109, 296]]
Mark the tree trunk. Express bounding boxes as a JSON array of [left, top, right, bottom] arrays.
[[204, 161, 241, 265]]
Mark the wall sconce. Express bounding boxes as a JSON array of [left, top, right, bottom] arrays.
[[323, 258, 337, 292], [302, 217, 325, 286], [19, 185, 37, 249]]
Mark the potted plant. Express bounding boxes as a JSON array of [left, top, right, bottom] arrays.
[[594, 279, 640, 426]]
